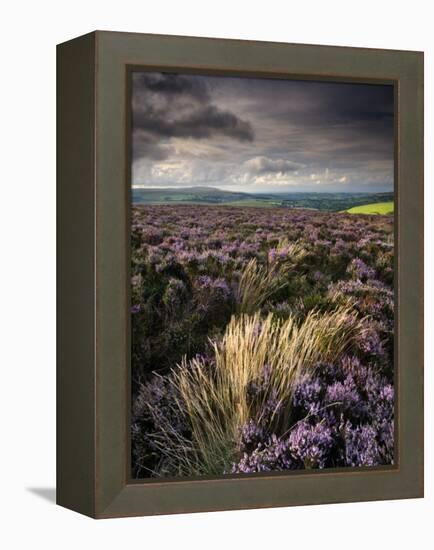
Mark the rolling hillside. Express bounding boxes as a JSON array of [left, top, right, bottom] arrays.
[[346, 201, 394, 215], [132, 186, 394, 212]]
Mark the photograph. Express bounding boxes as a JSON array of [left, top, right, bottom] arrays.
[[2, 0, 428, 537], [129, 70, 395, 479]]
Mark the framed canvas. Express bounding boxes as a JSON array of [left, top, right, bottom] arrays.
[[57, 31, 424, 518]]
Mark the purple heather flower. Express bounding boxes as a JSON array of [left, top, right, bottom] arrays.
[[233, 432, 301, 474], [356, 328, 385, 357], [198, 275, 232, 298], [343, 423, 380, 467], [347, 258, 376, 281], [288, 420, 334, 469], [313, 270, 324, 282], [293, 377, 323, 415]]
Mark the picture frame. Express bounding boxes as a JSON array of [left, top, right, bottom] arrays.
[[57, 30, 423, 518]]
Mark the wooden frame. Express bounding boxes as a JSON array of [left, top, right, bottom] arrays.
[[57, 30, 424, 518]]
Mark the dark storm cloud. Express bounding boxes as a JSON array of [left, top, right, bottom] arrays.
[[131, 72, 394, 192], [320, 83, 394, 125], [134, 104, 254, 142], [233, 79, 394, 157], [287, 82, 394, 164], [132, 72, 254, 162], [274, 81, 394, 128], [134, 72, 210, 100]]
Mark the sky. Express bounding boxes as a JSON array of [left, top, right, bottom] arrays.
[[131, 71, 394, 193]]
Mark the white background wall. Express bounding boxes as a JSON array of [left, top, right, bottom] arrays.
[[1, 1, 432, 548]]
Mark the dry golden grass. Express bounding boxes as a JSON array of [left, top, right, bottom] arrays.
[[236, 242, 305, 315], [157, 305, 367, 476]]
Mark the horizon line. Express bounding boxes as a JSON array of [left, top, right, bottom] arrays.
[[132, 184, 394, 194]]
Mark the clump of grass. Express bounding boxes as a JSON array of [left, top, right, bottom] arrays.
[[236, 243, 306, 314], [236, 258, 286, 314], [275, 238, 306, 260], [150, 305, 367, 476]]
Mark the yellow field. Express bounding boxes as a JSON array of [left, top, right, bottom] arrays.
[[346, 201, 394, 215]]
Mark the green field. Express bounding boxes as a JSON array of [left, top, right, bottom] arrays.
[[346, 201, 394, 215], [132, 187, 394, 212], [224, 199, 281, 208]]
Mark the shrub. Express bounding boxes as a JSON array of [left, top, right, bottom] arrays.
[[233, 355, 394, 472]]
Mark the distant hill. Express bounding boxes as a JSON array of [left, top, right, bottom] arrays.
[[132, 186, 394, 212], [132, 186, 256, 204]]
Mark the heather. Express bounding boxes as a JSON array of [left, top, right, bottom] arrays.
[[131, 204, 394, 478]]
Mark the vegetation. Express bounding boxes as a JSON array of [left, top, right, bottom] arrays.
[[131, 204, 394, 478], [132, 187, 393, 212], [346, 201, 394, 215]]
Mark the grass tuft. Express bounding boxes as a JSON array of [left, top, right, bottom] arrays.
[[236, 243, 305, 314], [148, 305, 367, 476]]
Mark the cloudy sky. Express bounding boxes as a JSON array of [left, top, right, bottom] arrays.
[[131, 71, 394, 193]]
